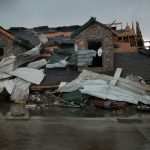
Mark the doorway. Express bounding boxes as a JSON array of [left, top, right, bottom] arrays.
[[88, 41, 103, 67], [0, 46, 4, 57]]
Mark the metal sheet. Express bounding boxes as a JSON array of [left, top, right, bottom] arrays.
[[37, 33, 48, 44], [77, 50, 96, 56], [46, 60, 67, 68], [3, 79, 15, 94], [57, 77, 85, 93], [11, 78, 31, 101], [14, 44, 41, 68], [0, 81, 4, 93], [9, 67, 45, 85], [79, 69, 150, 94], [0, 55, 16, 73], [80, 83, 150, 105], [27, 59, 47, 69], [77, 50, 96, 67], [0, 44, 42, 80], [0, 72, 12, 80]]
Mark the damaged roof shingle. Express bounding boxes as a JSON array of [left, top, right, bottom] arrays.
[[10, 28, 40, 47]]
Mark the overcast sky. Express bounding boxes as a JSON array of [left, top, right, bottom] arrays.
[[0, 0, 150, 40]]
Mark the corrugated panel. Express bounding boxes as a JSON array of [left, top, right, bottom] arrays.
[[80, 82, 150, 105], [3, 79, 14, 94], [11, 78, 31, 101], [0, 56, 16, 73], [9, 67, 45, 85], [27, 59, 47, 69], [0, 81, 4, 93]]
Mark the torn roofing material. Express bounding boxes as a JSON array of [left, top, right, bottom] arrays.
[[46, 48, 76, 65], [9, 67, 45, 85], [3, 79, 14, 94], [46, 60, 67, 68], [77, 50, 96, 67], [80, 83, 150, 105], [10, 78, 31, 101], [0, 44, 42, 78], [14, 44, 41, 68], [57, 69, 150, 104], [42, 36, 74, 49], [0, 55, 16, 73], [27, 59, 47, 69], [10, 29, 40, 47], [0, 26, 35, 50]]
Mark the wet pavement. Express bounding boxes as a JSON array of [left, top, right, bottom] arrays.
[[0, 100, 150, 150]]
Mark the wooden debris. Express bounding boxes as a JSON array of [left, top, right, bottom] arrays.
[[110, 68, 122, 86]]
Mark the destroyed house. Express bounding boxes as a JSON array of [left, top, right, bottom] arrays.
[[33, 25, 80, 38], [33, 26, 79, 56], [71, 17, 114, 73], [109, 21, 144, 52], [40, 35, 75, 58], [9, 27, 40, 47], [0, 26, 34, 58]]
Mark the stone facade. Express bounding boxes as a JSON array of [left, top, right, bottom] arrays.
[[74, 23, 114, 73], [0, 32, 27, 57]]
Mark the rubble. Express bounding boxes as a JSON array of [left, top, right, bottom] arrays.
[[137, 103, 150, 111], [76, 50, 96, 66], [46, 60, 68, 68], [126, 74, 146, 85], [10, 78, 31, 101], [27, 59, 47, 69], [61, 90, 89, 105], [80, 81, 150, 105], [1, 45, 150, 115], [87, 99, 127, 111], [9, 67, 45, 85], [46, 92, 80, 108], [0, 43, 45, 102], [56, 68, 150, 110], [0, 25, 150, 119]]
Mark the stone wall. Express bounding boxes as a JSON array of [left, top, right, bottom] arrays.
[[0, 32, 27, 57], [75, 23, 114, 73]]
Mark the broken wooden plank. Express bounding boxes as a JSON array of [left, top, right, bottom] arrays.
[[30, 85, 59, 90], [110, 68, 122, 86]]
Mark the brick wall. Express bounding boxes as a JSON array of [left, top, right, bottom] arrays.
[[74, 23, 114, 73], [0, 32, 27, 57]]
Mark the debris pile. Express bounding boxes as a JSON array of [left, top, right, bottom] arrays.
[[76, 50, 96, 66], [0, 37, 150, 119], [55, 68, 150, 111]]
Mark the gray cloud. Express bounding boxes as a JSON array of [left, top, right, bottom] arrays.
[[0, 0, 150, 40]]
